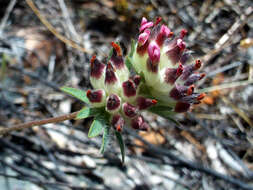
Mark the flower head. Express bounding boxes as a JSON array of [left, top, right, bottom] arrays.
[[87, 17, 205, 133]]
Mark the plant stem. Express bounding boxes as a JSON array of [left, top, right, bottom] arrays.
[[0, 111, 79, 136]]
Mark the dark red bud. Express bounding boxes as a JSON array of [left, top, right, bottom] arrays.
[[111, 114, 124, 132], [156, 25, 171, 46], [105, 62, 117, 84], [137, 97, 157, 110], [184, 73, 205, 86], [86, 89, 104, 103], [166, 39, 185, 65], [123, 102, 138, 118], [122, 79, 136, 97], [90, 56, 106, 79], [106, 94, 121, 111], [164, 64, 183, 84], [170, 85, 188, 100], [180, 64, 195, 80], [131, 116, 149, 131]]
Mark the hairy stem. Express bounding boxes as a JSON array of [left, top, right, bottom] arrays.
[[0, 111, 79, 136]]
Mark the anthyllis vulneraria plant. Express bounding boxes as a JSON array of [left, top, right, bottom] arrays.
[[61, 17, 206, 162]]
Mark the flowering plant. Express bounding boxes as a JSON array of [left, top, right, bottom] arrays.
[[61, 17, 206, 162]]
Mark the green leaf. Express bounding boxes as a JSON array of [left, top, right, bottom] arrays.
[[115, 131, 125, 163], [76, 107, 104, 120], [125, 56, 133, 72], [129, 39, 136, 57], [108, 47, 113, 61], [60, 87, 89, 104], [100, 126, 110, 154], [76, 107, 91, 120], [88, 119, 103, 138]]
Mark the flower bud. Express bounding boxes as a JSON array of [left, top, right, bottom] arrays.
[[184, 73, 205, 86], [138, 30, 150, 46], [156, 25, 172, 46], [148, 41, 160, 64], [86, 89, 106, 107], [181, 60, 202, 80], [166, 39, 186, 65], [137, 97, 157, 110], [106, 94, 121, 114], [122, 79, 137, 101], [105, 62, 121, 94], [122, 102, 138, 118], [170, 85, 188, 100], [111, 114, 125, 132], [110, 42, 129, 82], [164, 64, 183, 85], [131, 115, 149, 131], [90, 55, 106, 89]]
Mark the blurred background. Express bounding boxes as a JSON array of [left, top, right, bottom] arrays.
[[0, 0, 252, 189]]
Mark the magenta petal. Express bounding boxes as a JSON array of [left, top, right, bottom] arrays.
[[141, 17, 148, 26], [148, 41, 160, 63], [138, 30, 150, 46], [156, 25, 171, 46], [139, 22, 154, 33]]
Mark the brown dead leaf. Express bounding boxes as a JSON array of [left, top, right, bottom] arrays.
[[180, 130, 206, 153], [240, 38, 253, 49], [134, 129, 165, 153], [203, 73, 225, 105]]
